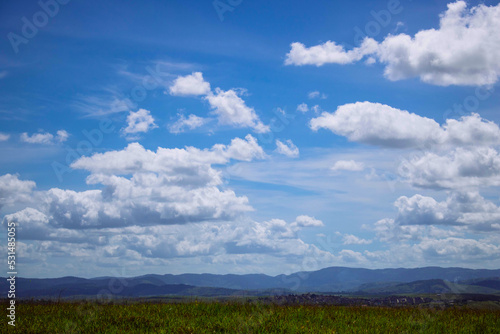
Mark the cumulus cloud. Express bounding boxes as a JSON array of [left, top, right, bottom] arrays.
[[372, 218, 461, 243], [169, 72, 269, 133], [416, 237, 500, 260], [2, 202, 333, 273], [364, 235, 500, 267], [0, 174, 36, 210], [275, 139, 299, 158], [342, 234, 372, 245], [1, 136, 266, 232], [121, 109, 157, 136], [373, 191, 500, 238], [296, 103, 309, 113], [169, 72, 211, 96], [222, 135, 266, 161], [293, 215, 323, 227], [311, 102, 442, 148], [285, 38, 378, 66], [364, 190, 500, 266], [400, 147, 500, 189], [0, 133, 10, 141], [311, 102, 500, 149], [308, 91, 327, 99], [20, 130, 69, 144], [310, 103, 500, 190], [331, 160, 365, 172], [56, 130, 69, 142], [205, 88, 270, 133], [286, 1, 500, 86], [168, 114, 207, 134]]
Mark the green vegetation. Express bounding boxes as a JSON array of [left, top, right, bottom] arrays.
[[2, 300, 500, 333]]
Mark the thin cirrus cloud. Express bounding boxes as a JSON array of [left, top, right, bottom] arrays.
[[20, 130, 69, 144], [0, 133, 10, 141], [168, 72, 270, 133], [285, 1, 500, 86]]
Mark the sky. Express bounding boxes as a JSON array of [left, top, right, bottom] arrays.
[[1, 0, 500, 278]]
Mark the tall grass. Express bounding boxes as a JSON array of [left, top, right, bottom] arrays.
[[2, 300, 499, 333]]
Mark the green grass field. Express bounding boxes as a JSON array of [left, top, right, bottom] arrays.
[[2, 300, 500, 333]]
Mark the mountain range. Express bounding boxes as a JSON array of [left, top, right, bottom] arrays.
[[3, 266, 499, 299]]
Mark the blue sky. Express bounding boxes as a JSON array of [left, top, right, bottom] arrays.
[[1, 0, 500, 278]]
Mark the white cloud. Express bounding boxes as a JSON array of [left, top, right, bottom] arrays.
[[308, 91, 327, 99], [205, 88, 270, 133], [0, 174, 36, 210], [20, 130, 69, 144], [372, 218, 462, 243], [275, 139, 299, 158], [338, 249, 368, 263], [3, 136, 266, 232], [285, 1, 500, 86], [2, 189, 335, 275], [0, 133, 10, 141], [311, 105, 322, 114], [285, 38, 378, 66], [400, 147, 500, 189], [169, 72, 211, 96], [169, 72, 269, 133], [56, 130, 69, 142], [121, 109, 157, 136], [72, 135, 264, 177], [342, 234, 372, 245], [416, 237, 500, 260], [296, 103, 309, 113], [168, 114, 207, 134], [331, 160, 364, 172], [222, 134, 266, 162], [311, 102, 500, 149], [293, 215, 323, 227], [376, 191, 500, 234], [364, 190, 500, 267], [311, 102, 442, 148], [442, 113, 500, 147]]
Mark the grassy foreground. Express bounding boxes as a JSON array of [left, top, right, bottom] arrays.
[[2, 300, 500, 333]]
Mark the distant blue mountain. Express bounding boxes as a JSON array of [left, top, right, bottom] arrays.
[[3, 266, 499, 298]]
